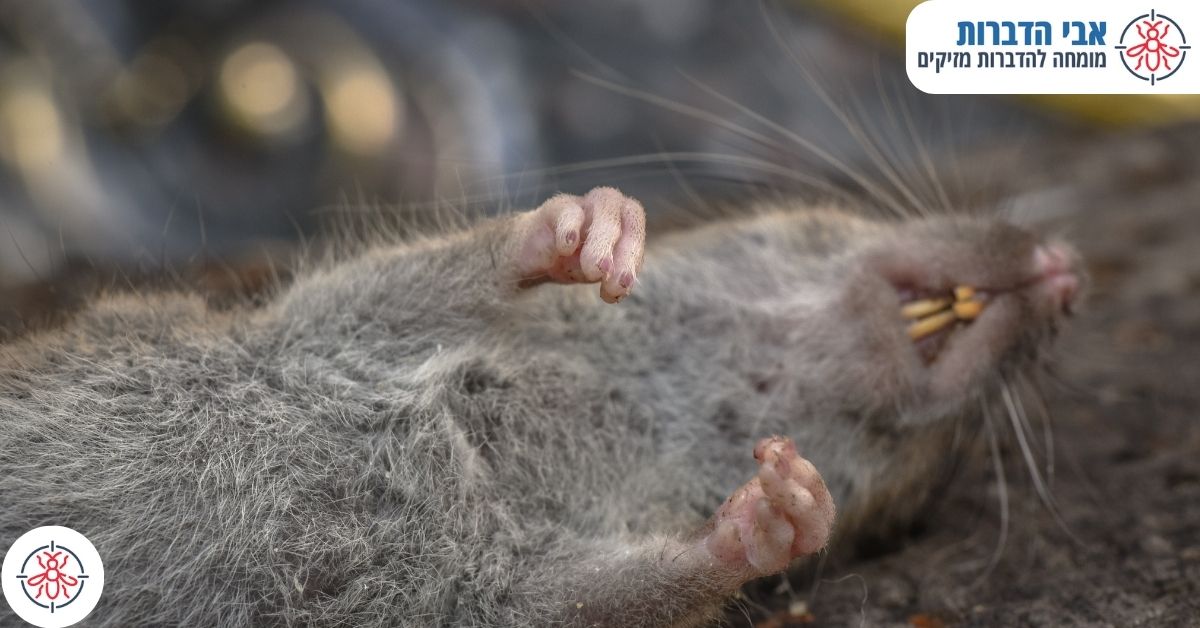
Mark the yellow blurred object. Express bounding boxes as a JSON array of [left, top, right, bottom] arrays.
[[0, 86, 64, 173], [800, 0, 1200, 126], [218, 42, 310, 139], [325, 67, 400, 156], [281, 11, 404, 157]]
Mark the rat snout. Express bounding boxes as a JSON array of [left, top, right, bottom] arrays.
[[1031, 242, 1082, 314]]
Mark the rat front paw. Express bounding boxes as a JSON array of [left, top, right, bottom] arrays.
[[703, 436, 836, 576], [512, 187, 645, 303]]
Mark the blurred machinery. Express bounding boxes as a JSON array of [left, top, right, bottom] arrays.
[[0, 0, 537, 283], [5, 0, 1177, 288]]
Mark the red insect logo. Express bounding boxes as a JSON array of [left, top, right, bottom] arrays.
[[25, 551, 79, 602], [1126, 20, 1180, 71], [1117, 11, 1190, 85], [3, 526, 104, 626]]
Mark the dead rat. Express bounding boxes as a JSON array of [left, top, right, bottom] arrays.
[[0, 186, 1082, 626]]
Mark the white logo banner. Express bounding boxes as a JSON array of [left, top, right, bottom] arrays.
[[907, 1, 1198, 93]]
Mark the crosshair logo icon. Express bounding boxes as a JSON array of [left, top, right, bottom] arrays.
[[19, 541, 88, 611], [1116, 10, 1190, 85], [2, 527, 104, 628]]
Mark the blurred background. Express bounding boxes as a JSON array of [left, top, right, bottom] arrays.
[[0, 0, 1087, 290]]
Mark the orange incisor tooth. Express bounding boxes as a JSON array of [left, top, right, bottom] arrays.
[[900, 298, 952, 320], [907, 310, 958, 340], [953, 285, 985, 320], [953, 299, 984, 320]]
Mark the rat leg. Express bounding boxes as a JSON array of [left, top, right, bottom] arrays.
[[701, 436, 836, 574], [509, 186, 645, 303], [521, 436, 834, 627], [276, 187, 645, 334]]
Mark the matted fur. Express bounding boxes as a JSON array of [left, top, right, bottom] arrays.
[[0, 201, 1073, 626]]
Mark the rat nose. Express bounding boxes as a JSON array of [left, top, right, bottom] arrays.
[[1032, 242, 1080, 313]]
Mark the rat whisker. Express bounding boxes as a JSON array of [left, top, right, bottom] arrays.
[[1018, 372, 1056, 487], [580, 56, 899, 218], [1001, 380, 1083, 546], [972, 402, 1010, 588], [750, 7, 923, 218], [650, 138, 715, 222], [1027, 365, 1107, 507], [843, 62, 943, 218], [312, 153, 852, 220], [771, 49, 928, 218], [812, 573, 869, 628], [681, 70, 912, 219], [491, 153, 858, 206], [756, 2, 903, 207], [1034, 364, 1100, 400], [1002, 380, 1046, 487], [509, 152, 844, 194], [839, 75, 928, 217], [570, 72, 791, 157], [726, 593, 757, 628], [518, 0, 627, 83], [1008, 377, 1045, 462], [861, 66, 932, 214], [890, 74, 956, 215], [804, 548, 831, 606]]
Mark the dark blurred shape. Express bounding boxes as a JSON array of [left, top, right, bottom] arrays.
[[0, 0, 1051, 289], [0, 0, 539, 286]]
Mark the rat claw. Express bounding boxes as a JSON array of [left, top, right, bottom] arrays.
[[701, 436, 834, 578], [515, 187, 646, 301]]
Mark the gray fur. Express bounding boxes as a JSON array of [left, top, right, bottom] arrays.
[[0, 203, 1069, 626]]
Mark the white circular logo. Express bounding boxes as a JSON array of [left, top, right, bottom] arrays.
[[2, 527, 104, 628]]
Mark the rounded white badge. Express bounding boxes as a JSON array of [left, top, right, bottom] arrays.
[[2, 527, 104, 628]]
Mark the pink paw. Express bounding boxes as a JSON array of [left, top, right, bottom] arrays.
[[512, 187, 646, 303], [704, 436, 836, 576]]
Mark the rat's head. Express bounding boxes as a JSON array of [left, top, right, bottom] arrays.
[[839, 215, 1084, 422]]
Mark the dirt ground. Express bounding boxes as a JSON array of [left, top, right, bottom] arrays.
[[740, 124, 1200, 627]]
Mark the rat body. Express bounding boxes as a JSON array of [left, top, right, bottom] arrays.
[[0, 188, 1081, 626]]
